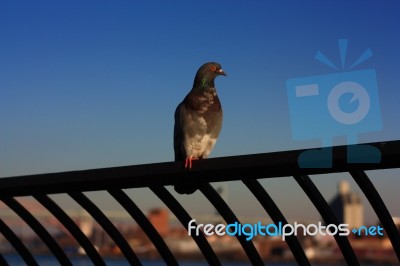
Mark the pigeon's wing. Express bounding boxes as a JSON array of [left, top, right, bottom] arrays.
[[174, 103, 183, 161]]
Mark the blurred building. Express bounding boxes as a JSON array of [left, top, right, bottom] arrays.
[[329, 180, 364, 228], [148, 208, 169, 236]]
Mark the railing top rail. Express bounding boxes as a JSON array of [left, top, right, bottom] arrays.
[[0, 141, 399, 196]]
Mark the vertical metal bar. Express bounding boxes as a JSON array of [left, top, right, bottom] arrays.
[[0, 218, 38, 266], [108, 189, 178, 266], [243, 179, 311, 266], [68, 192, 142, 265], [0, 196, 72, 265], [150, 186, 221, 265], [199, 183, 264, 266], [293, 175, 360, 265], [350, 170, 400, 261], [33, 194, 106, 266]]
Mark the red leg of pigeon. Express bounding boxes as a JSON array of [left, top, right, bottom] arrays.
[[185, 156, 199, 169]]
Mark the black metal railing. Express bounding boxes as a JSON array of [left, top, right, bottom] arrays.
[[0, 140, 399, 265]]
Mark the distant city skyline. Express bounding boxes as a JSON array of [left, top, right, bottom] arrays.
[[1, 196, 398, 264]]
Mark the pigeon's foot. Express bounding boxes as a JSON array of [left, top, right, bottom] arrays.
[[184, 157, 199, 169], [176, 157, 200, 194]]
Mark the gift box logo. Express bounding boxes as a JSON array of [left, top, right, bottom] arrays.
[[286, 39, 382, 168]]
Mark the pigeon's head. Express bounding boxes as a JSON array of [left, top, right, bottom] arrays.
[[193, 62, 226, 89]]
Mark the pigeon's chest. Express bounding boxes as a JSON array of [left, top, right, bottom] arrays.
[[186, 90, 221, 114]]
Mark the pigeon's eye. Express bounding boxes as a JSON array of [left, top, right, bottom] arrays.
[[210, 65, 217, 72]]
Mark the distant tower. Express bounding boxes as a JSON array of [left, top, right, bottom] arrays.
[[329, 180, 364, 229], [338, 180, 350, 195]]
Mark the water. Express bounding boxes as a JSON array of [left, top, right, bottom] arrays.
[[2, 254, 343, 266], [2, 254, 392, 266]]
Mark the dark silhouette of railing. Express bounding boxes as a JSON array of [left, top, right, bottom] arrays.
[[0, 140, 399, 265]]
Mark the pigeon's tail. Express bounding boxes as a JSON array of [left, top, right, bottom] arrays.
[[174, 184, 198, 195]]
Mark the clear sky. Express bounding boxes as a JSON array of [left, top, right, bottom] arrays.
[[1, 1, 399, 224]]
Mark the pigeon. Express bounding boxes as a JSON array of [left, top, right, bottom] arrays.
[[174, 62, 226, 194]]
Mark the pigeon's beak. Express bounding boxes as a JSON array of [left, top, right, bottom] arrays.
[[218, 69, 227, 76]]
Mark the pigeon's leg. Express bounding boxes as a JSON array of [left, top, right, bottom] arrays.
[[185, 156, 199, 169], [184, 157, 190, 169]]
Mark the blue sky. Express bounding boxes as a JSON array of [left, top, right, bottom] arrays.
[[1, 1, 399, 223]]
